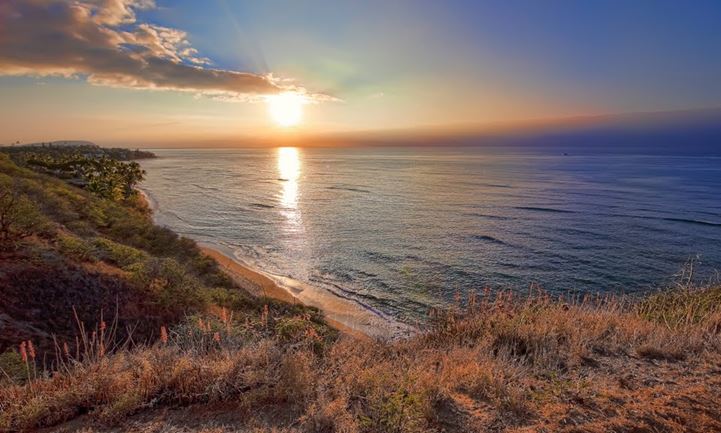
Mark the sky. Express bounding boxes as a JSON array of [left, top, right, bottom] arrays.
[[1, 0, 721, 147]]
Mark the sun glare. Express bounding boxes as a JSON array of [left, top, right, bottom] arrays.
[[267, 92, 304, 127]]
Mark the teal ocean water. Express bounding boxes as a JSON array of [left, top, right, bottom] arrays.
[[139, 147, 721, 323]]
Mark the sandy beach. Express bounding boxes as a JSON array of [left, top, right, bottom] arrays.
[[199, 245, 410, 339]]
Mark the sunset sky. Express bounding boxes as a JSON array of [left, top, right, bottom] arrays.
[[2, 0, 721, 146]]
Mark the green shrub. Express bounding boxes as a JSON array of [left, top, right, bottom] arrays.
[[92, 237, 147, 269], [127, 258, 206, 316], [190, 253, 235, 288], [64, 220, 95, 237], [0, 350, 28, 383], [205, 287, 255, 311], [275, 316, 315, 340], [0, 176, 52, 250], [360, 386, 428, 433], [57, 234, 95, 262]]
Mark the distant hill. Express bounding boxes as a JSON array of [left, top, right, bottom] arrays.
[[0, 142, 155, 160], [19, 140, 99, 148]]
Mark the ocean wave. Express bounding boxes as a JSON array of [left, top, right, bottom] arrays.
[[327, 185, 371, 193], [363, 250, 402, 263], [471, 234, 509, 246], [309, 276, 393, 319], [464, 212, 512, 220], [453, 180, 513, 188], [191, 183, 221, 191], [481, 183, 513, 188], [163, 210, 188, 223], [250, 203, 275, 209], [618, 214, 721, 227], [514, 206, 576, 214], [660, 217, 721, 227]]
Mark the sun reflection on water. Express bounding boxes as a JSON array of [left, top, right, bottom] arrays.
[[277, 147, 301, 230]]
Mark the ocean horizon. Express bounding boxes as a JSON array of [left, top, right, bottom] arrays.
[[139, 146, 721, 326]]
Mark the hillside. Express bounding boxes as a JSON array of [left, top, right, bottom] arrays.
[[20, 140, 99, 148], [0, 149, 333, 362], [0, 150, 720, 433]]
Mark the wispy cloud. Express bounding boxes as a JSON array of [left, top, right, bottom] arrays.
[[0, 0, 328, 101]]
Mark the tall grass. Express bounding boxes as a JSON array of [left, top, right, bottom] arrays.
[[1, 283, 720, 432], [637, 261, 721, 331]]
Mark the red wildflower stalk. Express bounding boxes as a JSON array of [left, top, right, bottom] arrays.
[[262, 304, 269, 327], [27, 340, 36, 360], [160, 325, 168, 345], [19, 341, 27, 363]]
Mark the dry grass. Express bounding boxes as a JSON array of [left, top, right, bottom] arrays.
[[2, 284, 720, 433]]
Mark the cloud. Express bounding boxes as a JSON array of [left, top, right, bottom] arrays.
[[0, 0, 324, 101]]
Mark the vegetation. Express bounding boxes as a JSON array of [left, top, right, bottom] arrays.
[[0, 176, 50, 250], [1, 283, 719, 433], [2, 144, 153, 201], [0, 149, 719, 433], [0, 149, 275, 354], [1, 143, 155, 161]]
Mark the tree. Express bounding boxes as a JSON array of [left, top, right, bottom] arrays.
[[22, 152, 146, 201], [84, 157, 145, 201], [118, 161, 145, 199]]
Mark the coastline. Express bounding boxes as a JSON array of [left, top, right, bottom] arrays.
[[197, 242, 414, 339], [137, 185, 409, 340], [200, 245, 372, 339]]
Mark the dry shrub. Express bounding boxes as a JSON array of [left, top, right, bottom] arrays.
[[302, 396, 359, 433], [2, 285, 721, 433], [277, 349, 316, 404], [638, 284, 721, 329]]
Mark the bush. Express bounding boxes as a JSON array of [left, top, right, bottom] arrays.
[[204, 286, 256, 311], [360, 385, 429, 433], [0, 350, 28, 383], [56, 233, 95, 262], [0, 176, 51, 250], [127, 258, 206, 317], [274, 316, 327, 344], [92, 237, 147, 269]]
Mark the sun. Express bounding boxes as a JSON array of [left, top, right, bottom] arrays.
[[266, 92, 305, 127]]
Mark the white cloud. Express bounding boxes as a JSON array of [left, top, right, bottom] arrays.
[[0, 0, 332, 102]]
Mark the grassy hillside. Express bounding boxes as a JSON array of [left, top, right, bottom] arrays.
[[0, 150, 332, 359], [1, 150, 720, 433]]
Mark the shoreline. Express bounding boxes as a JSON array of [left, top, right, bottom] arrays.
[[137, 185, 409, 340], [199, 242, 414, 339], [200, 245, 373, 339]]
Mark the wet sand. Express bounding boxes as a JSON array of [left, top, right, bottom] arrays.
[[200, 245, 410, 340]]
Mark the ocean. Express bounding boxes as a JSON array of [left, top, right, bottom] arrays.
[[139, 147, 721, 324]]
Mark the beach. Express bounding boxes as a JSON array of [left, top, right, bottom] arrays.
[[199, 244, 409, 339], [200, 246, 367, 338]]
